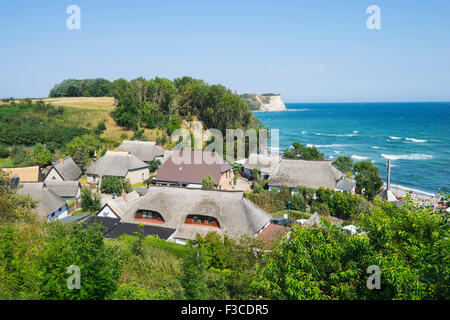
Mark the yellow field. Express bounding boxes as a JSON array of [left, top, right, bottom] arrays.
[[36, 97, 165, 142]]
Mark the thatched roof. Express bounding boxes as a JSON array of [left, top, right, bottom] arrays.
[[51, 157, 82, 181], [86, 151, 148, 177], [116, 140, 164, 162], [99, 191, 141, 218], [155, 150, 232, 185], [335, 179, 356, 192], [2, 166, 43, 183], [121, 186, 271, 241], [17, 183, 66, 220], [45, 181, 80, 198], [244, 153, 281, 176], [268, 159, 343, 189]]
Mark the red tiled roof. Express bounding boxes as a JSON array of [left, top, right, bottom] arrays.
[[256, 223, 290, 250], [155, 150, 231, 185]]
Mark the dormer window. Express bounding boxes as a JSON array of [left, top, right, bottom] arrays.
[[135, 210, 164, 223], [185, 215, 219, 228]]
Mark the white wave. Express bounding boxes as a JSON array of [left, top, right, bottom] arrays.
[[284, 108, 310, 112], [405, 137, 427, 143], [328, 155, 334, 159], [307, 144, 348, 148], [323, 133, 357, 137], [389, 136, 402, 140], [353, 131, 359, 134], [351, 155, 369, 160], [371, 146, 381, 149], [381, 153, 433, 161], [301, 131, 307, 134], [333, 151, 341, 154]]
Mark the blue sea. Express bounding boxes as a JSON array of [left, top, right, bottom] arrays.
[[254, 102, 450, 194]]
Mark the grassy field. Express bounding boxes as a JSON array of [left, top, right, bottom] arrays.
[[25, 97, 167, 142]]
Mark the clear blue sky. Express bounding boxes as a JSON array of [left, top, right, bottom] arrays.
[[0, 0, 449, 102]]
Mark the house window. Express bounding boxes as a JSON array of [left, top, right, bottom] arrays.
[[135, 210, 164, 223], [185, 215, 219, 228]]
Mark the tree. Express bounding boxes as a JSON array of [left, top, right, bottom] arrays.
[[37, 222, 122, 299], [149, 159, 161, 173], [0, 145, 10, 158], [81, 187, 101, 212], [94, 120, 106, 136], [181, 245, 209, 299], [251, 222, 375, 299], [201, 175, 215, 190], [31, 143, 52, 167], [65, 134, 100, 159], [333, 156, 353, 174], [291, 192, 307, 212], [283, 142, 324, 160], [11, 146, 31, 166], [100, 176, 132, 195], [72, 146, 90, 170], [353, 161, 383, 200]]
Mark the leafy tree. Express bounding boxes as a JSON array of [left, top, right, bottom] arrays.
[[0, 145, 10, 158], [149, 159, 161, 173], [31, 143, 52, 167], [283, 142, 324, 160], [49, 78, 113, 97], [353, 161, 383, 200], [181, 245, 209, 299], [72, 146, 90, 170], [251, 222, 375, 299], [290, 192, 307, 212], [81, 187, 101, 212], [37, 222, 122, 299], [94, 120, 106, 136], [11, 146, 31, 167], [310, 201, 330, 216], [100, 176, 132, 195], [201, 175, 215, 190], [65, 134, 100, 159], [333, 156, 353, 174]]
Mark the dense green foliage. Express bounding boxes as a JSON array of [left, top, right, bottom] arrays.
[[283, 142, 324, 160], [252, 197, 449, 299], [333, 156, 354, 174], [354, 161, 384, 200], [100, 176, 133, 195], [49, 78, 112, 97], [80, 187, 101, 212], [315, 187, 365, 219], [112, 76, 260, 134], [149, 159, 161, 173], [201, 175, 215, 190], [0, 101, 90, 150], [10, 144, 53, 167]]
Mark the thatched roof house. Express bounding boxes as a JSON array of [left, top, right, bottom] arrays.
[[155, 150, 233, 190], [120, 186, 272, 244], [116, 140, 164, 163], [45, 157, 82, 182], [17, 183, 68, 221], [86, 151, 149, 185], [243, 153, 281, 178], [268, 159, 343, 190], [2, 166, 43, 183], [44, 181, 81, 199]]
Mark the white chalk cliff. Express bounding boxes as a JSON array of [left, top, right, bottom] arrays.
[[240, 94, 286, 111]]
